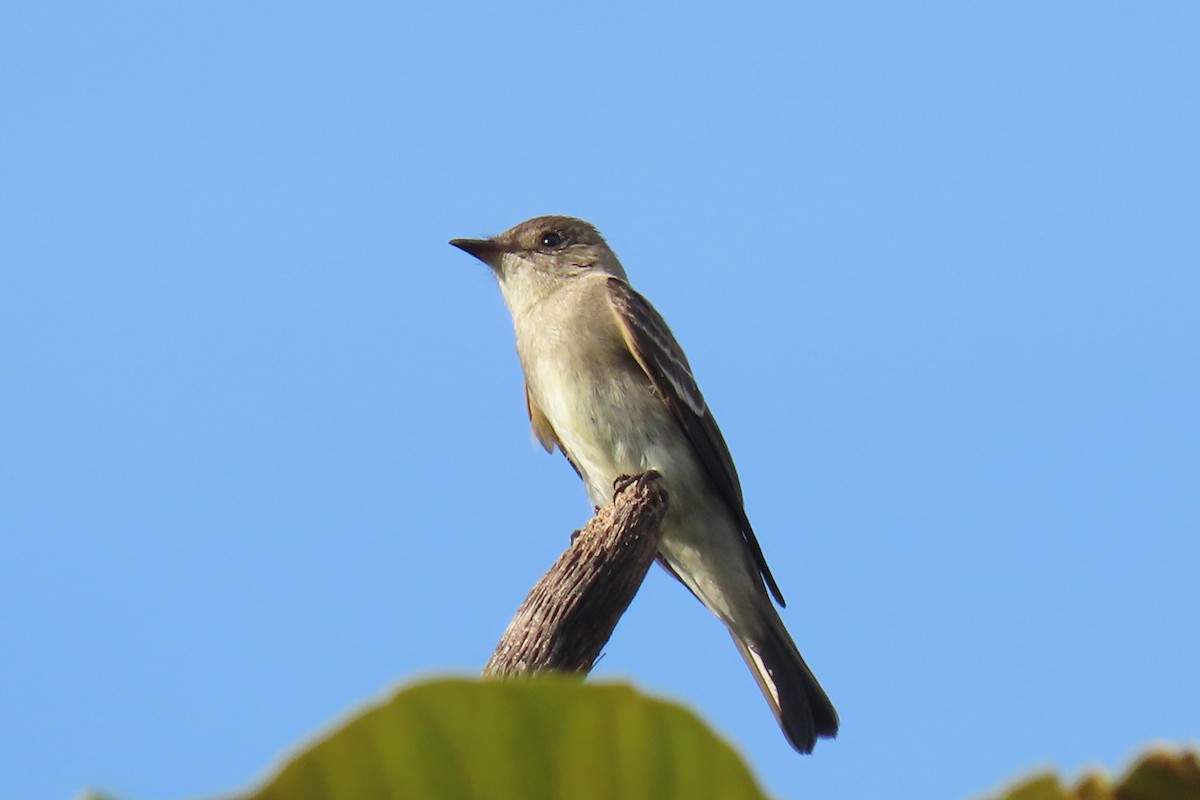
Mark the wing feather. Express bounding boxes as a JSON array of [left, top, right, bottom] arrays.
[[525, 382, 557, 453], [526, 382, 587, 482], [606, 277, 786, 606]]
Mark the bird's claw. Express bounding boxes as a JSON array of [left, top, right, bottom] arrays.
[[612, 473, 639, 497]]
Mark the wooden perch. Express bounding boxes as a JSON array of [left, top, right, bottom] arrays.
[[483, 471, 669, 678]]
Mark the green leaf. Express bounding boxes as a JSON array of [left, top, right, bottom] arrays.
[[997, 773, 1070, 800], [1117, 750, 1200, 800], [239, 678, 769, 800], [987, 748, 1200, 800]]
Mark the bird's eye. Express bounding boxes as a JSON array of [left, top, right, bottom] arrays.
[[540, 231, 566, 249]]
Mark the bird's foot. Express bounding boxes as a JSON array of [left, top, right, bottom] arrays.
[[612, 473, 639, 497]]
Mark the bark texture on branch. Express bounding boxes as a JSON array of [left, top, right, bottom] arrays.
[[483, 472, 669, 678]]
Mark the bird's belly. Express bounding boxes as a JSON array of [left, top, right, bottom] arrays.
[[534, 364, 758, 624], [535, 363, 681, 507]]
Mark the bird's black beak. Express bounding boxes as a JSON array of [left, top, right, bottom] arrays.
[[449, 237, 504, 268]]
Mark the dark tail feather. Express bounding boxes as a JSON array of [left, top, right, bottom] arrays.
[[732, 613, 838, 754]]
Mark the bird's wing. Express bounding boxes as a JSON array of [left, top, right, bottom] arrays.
[[525, 382, 557, 453], [606, 277, 785, 606], [526, 381, 587, 482]]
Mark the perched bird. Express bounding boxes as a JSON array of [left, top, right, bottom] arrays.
[[450, 216, 837, 753]]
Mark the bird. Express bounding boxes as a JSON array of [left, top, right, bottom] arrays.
[[450, 215, 838, 753]]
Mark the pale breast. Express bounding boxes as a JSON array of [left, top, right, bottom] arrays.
[[514, 278, 685, 507]]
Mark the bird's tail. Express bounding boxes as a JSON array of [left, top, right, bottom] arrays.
[[731, 607, 839, 754]]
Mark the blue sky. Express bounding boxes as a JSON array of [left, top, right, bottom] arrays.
[[3, 3, 1197, 799]]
